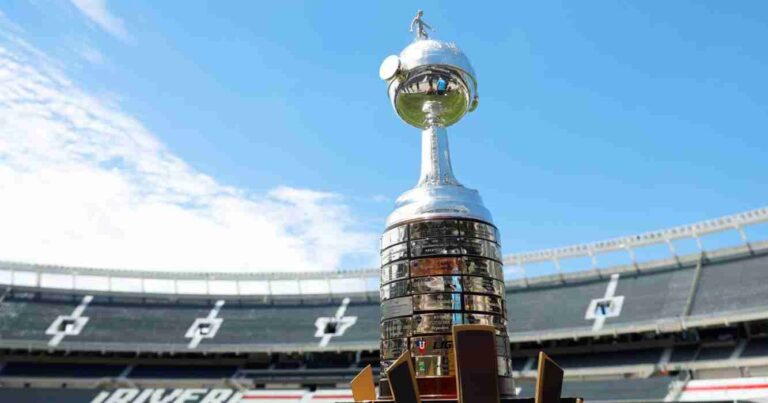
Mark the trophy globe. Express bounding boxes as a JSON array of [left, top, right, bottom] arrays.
[[380, 38, 479, 129]]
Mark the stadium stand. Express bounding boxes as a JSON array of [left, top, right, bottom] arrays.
[[515, 377, 675, 401], [1, 363, 125, 378], [0, 207, 768, 401], [690, 253, 768, 316], [742, 338, 768, 358], [128, 365, 239, 379]]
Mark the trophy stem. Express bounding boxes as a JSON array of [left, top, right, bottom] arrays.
[[417, 125, 461, 187]]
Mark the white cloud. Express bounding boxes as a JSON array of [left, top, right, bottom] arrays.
[[69, 0, 132, 43], [77, 44, 104, 65], [370, 194, 389, 203], [0, 8, 23, 34], [0, 35, 378, 272]]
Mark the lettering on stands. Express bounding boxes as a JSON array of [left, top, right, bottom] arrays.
[[91, 389, 242, 403]]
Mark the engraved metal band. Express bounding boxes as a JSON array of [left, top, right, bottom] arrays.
[[410, 237, 463, 258], [380, 279, 411, 300], [413, 312, 463, 335], [411, 275, 463, 294], [381, 317, 412, 339], [410, 257, 463, 278], [464, 294, 505, 315], [406, 237, 501, 261], [382, 220, 499, 253], [406, 220, 499, 242], [407, 275, 504, 297], [381, 296, 413, 320], [409, 256, 503, 281], [382, 293, 505, 318], [409, 220, 460, 240], [464, 257, 503, 280], [462, 221, 499, 242], [413, 293, 463, 312], [381, 338, 409, 360], [380, 262, 409, 284], [381, 225, 408, 250], [381, 242, 408, 265], [462, 276, 504, 297], [382, 313, 507, 339], [464, 238, 502, 261], [464, 313, 508, 334]]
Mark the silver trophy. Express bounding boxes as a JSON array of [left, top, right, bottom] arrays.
[[378, 11, 515, 399]]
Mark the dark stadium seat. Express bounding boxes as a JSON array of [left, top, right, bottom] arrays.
[[214, 304, 322, 345], [305, 352, 355, 369], [695, 345, 735, 361], [610, 268, 694, 325], [0, 363, 125, 378], [76, 301, 214, 346], [128, 365, 237, 379], [512, 356, 530, 371], [0, 294, 81, 342], [669, 345, 699, 362], [274, 353, 304, 369], [515, 377, 673, 401], [0, 290, 381, 350], [690, 253, 768, 317], [357, 350, 380, 368], [506, 280, 609, 334], [341, 302, 381, 342], [505, 252, 768, 341], [505, 265, 696, 336], [562, 377, 673, 401], [242, 360, 271, 370], [214, 301, 379, 347], [548, 348, 662, 368], [742, 338, 768, 358], [242, 368, 363, 383]]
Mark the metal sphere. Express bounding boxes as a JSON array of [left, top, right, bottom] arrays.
[[381, 39, 478, 129]]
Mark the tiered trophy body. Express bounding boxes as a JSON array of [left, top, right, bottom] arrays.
[[378, 19, 515, 399]]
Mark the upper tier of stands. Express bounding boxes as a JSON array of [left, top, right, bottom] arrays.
[[0, 242, 767, 352]]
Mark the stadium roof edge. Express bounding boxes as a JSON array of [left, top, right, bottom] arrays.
[[505, 206, 768, 265]]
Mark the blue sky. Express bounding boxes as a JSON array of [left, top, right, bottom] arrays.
[[0, 1, 766, 273]]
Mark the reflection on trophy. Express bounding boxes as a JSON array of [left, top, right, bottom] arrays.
[[377, 11, 515, 399]]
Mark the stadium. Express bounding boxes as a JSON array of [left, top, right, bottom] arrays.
[[0, 206, 767, 402], [2, 0, 768, 402]]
